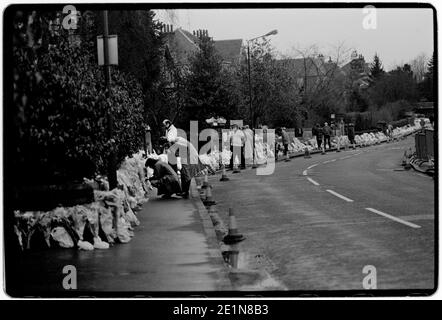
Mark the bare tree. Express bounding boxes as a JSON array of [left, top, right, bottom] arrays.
[[410, 52, 428, 82]]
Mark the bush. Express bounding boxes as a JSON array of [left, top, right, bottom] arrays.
[[345, 100, 414, 131], [13, 37, 145, 185]]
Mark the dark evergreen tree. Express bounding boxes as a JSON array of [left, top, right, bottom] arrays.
[[370, 53, 385, 80], [183, 35, 239, 127], [419, 52, 434, 101]]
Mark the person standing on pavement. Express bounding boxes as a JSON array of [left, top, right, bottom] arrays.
[[312, 123, 323, 150], [230, 123, 246, 170], [242, 125, 254, 167], [276, 127, 291, 161], [347, 122, 356, 146], [323, 122, 332, 149]]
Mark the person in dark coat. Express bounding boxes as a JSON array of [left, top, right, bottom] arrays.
[[312, 123, 323, 150], [145, 158, 182, 199], [347, 123, 356, 146], [276, 127, 291, 161], [322, 122, 332, 149]]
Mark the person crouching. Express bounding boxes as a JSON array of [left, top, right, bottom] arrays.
[[145, 158, 182, 199]]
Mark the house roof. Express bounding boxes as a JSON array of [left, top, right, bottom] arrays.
[[213, 39, 243, 63], [164, 28, 199, 66], [164, 28, 243, 66]]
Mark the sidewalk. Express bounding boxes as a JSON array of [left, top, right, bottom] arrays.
[[10, 187, 231, 296]]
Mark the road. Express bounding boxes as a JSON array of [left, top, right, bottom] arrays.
[[208, 136, 435, 291]]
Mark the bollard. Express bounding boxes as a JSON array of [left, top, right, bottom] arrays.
[[223, 208, 245, 244], [203, 185, 216, 206], [304, 147, 311, 159], [220, 165, 230, 181], [227, 250, 239, 268]]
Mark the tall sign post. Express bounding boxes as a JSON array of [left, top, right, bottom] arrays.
[[99, 10, 118, 190]]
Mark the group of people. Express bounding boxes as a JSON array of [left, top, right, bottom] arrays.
[[312, 120, 356, 150], [145, 119, 206, 199]]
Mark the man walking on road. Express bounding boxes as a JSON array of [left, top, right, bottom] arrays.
[[323, 122, 332, 150]]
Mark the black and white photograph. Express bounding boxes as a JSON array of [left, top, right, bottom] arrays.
[[2, 2, 437, 298]]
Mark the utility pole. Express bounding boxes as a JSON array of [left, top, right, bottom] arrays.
[[102, 10, 117, 190], [246, 30, 278, 169]]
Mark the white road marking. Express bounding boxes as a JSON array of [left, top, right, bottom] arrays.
[[353, 152, 362, 156], [323, 160, 332, 164], [326, 189, 354, 202], [302, 170, 307, 176], [340, 156, 352, 160], [307, 177, 320, 186], [307, 164, 318, 169], [365, 208, 421, 229], [329, 159, 337, 162]]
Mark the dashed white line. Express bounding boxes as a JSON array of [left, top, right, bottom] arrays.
[[307, 177, 320, 186], [302, 170, 307, 176], [353, 152, 362, 156], [307, 164, 318, 169], [365, 208, 421, 229], [329, 159, 337, 162], [326, 189, 354, 202]]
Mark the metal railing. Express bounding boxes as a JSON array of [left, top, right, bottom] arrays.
[[415, 129, 435, 161]]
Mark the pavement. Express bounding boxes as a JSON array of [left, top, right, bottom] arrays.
[[206, 135, 435, 291], [8, 189, 231, 296]]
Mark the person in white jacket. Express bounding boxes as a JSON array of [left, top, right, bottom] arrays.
[[162, 119, 205, 198]]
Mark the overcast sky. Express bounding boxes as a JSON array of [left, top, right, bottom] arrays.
[[155, 8, 434, 70]]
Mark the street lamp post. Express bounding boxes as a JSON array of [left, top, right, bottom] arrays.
[[102, 10, 117, 190], [246, 29, 278, 168]]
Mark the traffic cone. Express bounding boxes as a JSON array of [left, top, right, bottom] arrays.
[[304, 147, 311, 159], [196, 176, 202, 190], [220, 166, 230, 181], [202, 171, 209, 189], [203, 185, 216, 206], [227, 250, 239, 268], [401, 150, 407, 166], [223, 208, 245, 244]]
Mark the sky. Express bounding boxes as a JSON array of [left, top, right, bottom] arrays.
[[154, 8, 434, 70]]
